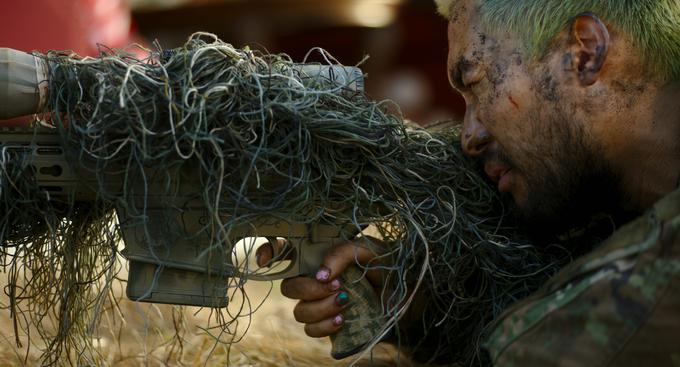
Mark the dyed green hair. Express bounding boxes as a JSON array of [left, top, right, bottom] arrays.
[[435, 0, 680, 81]]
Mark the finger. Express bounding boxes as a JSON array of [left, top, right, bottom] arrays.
[[317, 237, 386, 286], [281, 276, 341, 301], [304, 314, 345, 338], [293, 291, 349, 324], [255, 238, 292, 267], [255, 243, 273, 268]]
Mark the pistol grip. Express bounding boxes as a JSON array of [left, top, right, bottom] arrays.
[[329, 265, 383, 360]]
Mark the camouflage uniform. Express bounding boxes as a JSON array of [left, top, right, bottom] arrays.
[[484, 188, 680, 366]]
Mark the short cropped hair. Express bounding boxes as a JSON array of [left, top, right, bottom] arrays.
[[436, 0, 680, 81]]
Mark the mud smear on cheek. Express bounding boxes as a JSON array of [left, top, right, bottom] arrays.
[[484, 45, 514, 100], [538, 74, 560, 102], [479, 59, 507, 101], [513, 51, 523, 66], [478, 33, 487, 45]]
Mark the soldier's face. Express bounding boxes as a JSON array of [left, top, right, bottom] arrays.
[[446, 2, 620, 236]]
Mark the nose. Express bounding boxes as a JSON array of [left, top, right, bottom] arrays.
[[461, 106, 493, 157]]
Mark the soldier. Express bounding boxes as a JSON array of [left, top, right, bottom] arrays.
[[281, 0, 680, 365]]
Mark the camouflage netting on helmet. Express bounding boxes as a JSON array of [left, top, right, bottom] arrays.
[[0, 33, 568, 365]]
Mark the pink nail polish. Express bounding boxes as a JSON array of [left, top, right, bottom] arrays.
[[316, 267, 330, 281], [330, 279, 341, 291], [332, 314, 344, 326]]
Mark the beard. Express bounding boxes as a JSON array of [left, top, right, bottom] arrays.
[[483, 109, 631, 243]]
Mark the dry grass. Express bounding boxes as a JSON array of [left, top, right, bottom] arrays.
[[0, 268, 419, 366]]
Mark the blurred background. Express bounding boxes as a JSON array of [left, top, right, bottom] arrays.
[[0, 0, 465, 125], [0, 1, 462, 365]]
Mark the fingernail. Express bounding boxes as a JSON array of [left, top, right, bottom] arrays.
[[316, 267, 330, 281], [336, 292, 349, 307], [329, 279, 341, 291], [332, 314, 344, 326]]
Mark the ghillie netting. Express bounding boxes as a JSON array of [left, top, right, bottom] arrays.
[[0, 33, 567, 366]]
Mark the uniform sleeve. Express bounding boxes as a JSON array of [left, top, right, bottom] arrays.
[[484, 190, 680, 367]]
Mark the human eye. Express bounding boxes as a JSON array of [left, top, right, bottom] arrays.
[[448, 59, 487, 99], [461, 67, 485, 89], [449, 68, 466, 92]]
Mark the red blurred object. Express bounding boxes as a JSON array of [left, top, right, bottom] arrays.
[[0, 0, 137, 127], [0, 0, 133, 55]]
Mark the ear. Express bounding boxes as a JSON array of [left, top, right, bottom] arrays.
[[568, 13, 610, 86]]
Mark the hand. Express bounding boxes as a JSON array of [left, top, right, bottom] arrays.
[[256, 237, 385, 338]]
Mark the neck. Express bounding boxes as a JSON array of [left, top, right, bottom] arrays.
[[618, 82, 680, 212]]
